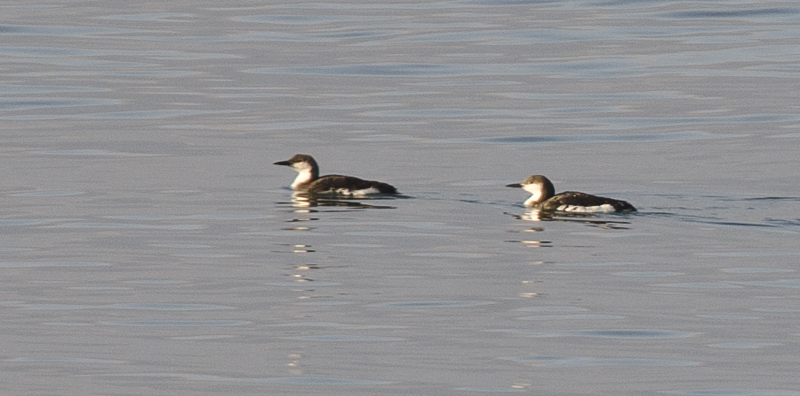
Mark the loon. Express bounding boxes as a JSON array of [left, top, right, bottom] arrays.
[[274, 154, 398, 195], [507, 175, 635, 213]]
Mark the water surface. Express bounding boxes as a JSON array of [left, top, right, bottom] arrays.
[[2, 1, 800, 395]]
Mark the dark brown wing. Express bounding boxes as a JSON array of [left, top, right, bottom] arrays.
[[307, 175, 397, 194], [540, 191, 635, 212]]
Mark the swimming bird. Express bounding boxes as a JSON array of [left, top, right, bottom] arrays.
[[274, 154, 398, 195], [507, 175, 635, 212]]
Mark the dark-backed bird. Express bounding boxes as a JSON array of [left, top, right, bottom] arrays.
[[274, 154, 397, 195], [506, 175, 635, 212]]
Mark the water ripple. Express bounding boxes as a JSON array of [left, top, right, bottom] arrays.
[[493, 329, 696, 339], [709, 342, 780, 349], [559, 262, 642, 267], [251, 61, 643, 79], [0, 46, 234, 61], [517, 306, 587, 312], [103, 13, 193, 22], [519, 314, 624, 321], [455, 387, 525, 393], [102, 320, 249, 327], [5, 303, 233, 311], [442, 131, 732, 145], [0, 24, 142, 37], [0, 98, 116, 111], [252, 63, 458, 77], [9, 356, 124, 364], [721, 268, 793, 274], [103, 373, 389, 385], [235, 15, 399, 25], [2, 109, 238, 121], [667, 8, 800, 19], [616, 271, 684, 277], [32, 149, 153, 157], [503, 356, 698, 367], [373, 301, 494, 308], [664, 389, 800, 396], [734, 279, 800, 289], [47, 222, 204, 230], [0, 261, 109, 268], [10, 190, 85, 197], [0, 219, 67, 227], [284, 335, 403, 342], [656, 282, 741, 289], [0, 84, 105, 94]]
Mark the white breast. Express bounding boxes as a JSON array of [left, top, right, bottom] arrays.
[[522, 183, 544, 207], [291, 168, 314, 189]]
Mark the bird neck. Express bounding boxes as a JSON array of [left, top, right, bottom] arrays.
[[523, 190, 544, 207], [522, 182, 553, 207], [290, 164, 319, 190]]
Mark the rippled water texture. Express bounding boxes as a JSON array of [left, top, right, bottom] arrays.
[[2, 1, 800, 395]]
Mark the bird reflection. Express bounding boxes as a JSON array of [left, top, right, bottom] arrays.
[[518, 239, 552, 248], [283, 192, 398, 209], [519, 209, 550, 222], [505, 210, 631, 229]]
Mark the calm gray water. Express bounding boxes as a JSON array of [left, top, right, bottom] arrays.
[[2, 1, 800, 395]]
